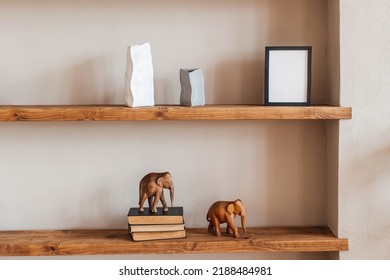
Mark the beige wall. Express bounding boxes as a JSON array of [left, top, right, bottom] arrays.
[[0, 0, 332, 259], [0, 0, 328, 105], [339, 0, 390, 259]]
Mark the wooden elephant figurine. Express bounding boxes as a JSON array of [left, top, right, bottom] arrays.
[[138, 172, 174, 213], [206, 199, 247, 238]]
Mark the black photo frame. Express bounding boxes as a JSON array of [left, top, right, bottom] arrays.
[[264, 46, 312, 106]]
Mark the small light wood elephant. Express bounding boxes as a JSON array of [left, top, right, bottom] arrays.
[[206, 199, 247, 238], [138, 172, 174, 213]]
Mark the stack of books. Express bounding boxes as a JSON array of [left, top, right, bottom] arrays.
[[127, 207, 186, 241]]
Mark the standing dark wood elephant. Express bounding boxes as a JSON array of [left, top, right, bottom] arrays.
[[206, 199, 247, 238], [138, 172, 174, 213]]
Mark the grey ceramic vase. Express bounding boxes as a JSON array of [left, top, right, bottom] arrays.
[[180, 68, 205, 106]]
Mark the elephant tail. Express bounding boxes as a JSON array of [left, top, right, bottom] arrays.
[[138, 183, 142, 205]]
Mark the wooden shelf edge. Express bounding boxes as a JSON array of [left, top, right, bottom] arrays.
[[0, 227, 348, 256], [0, 105, 352, 121]]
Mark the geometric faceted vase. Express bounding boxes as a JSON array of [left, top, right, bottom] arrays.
[[179, 68, 205, 107], [124, 43, 155, 107]]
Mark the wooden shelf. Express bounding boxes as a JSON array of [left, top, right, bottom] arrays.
[[0, 227, 348, 256], [0, 105, 351, 121]]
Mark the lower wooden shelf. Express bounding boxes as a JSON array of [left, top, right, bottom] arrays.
[[0, 227, 348, 256]]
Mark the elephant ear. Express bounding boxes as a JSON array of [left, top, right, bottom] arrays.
[[157, 176, 163, 187], [227, 203, 235, 215]]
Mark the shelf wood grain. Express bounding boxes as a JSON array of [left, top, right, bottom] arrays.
[[0, 227, 348, 256], [0, 105, 352, 121]]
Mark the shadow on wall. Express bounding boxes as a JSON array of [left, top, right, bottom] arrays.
[[264, 121, 327, 227], [266, 0, 328, 104], [69, 57, 121, 105], [75, 184, 126, 230], [213, 57, 263, 105], [0, 55, 124, 105]]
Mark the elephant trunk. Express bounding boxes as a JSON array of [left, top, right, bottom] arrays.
[[169, 186, 174, 207], [241, 210, 247, 233]]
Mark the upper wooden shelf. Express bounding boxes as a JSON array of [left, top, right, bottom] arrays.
[[0, 227, 348, 256], [0, 105, 351, 121]]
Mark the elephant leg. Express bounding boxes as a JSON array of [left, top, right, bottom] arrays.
[[159, 192, 168, 212], [226, 216, 239, 238], [208, 222, 215, 233], [147, 197, 153, 209], [213, 219, 222, 237], [138, 193, 148, 212], [240, 214, 248, 233], [151, 189, 162, 213]]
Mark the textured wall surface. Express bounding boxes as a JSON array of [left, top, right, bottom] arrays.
[[340, 0, 390, 259]]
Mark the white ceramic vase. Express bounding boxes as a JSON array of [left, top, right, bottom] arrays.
[[125, 43, 155, 107], [179, 68, 205, 107]]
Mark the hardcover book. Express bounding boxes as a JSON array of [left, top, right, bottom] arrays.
[[129, 224, 185, 233], [130, 230, 186, 242], [127, 207, 184, 225]]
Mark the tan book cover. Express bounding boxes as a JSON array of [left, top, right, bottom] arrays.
[[130, 230, 186, 241], [129, 224, 185, 232]]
